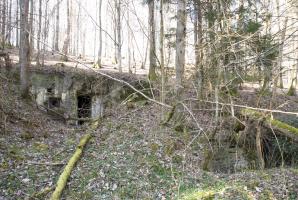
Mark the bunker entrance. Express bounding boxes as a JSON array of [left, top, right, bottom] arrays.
[[48, 97, 61, 108], [77, 95, 92, 125]]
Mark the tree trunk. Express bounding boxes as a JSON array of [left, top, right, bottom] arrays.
[[194, 0, 203, 98], [16, 0, 19, 47], [160, 0, 165, 105], [54, 0, 60, 51], [113, 13, 118, 64], [127, 3, 132, 73], [29, 0, 34, 52], [41, 1, 49, 66], [76, 2, 80, 56], [116, 0, 122, 72], [148, 0, 157, 80], [277, 17, 288, 88], [175, 0, 187, 89], [1, 0, 6, 45], [97, 0, 103, 68], [36, 0, 42, 66], [19, 0, 30, 98], [7, 0, 12, 45], [82, 29, 86, 57], [62, 0, 70, 61]]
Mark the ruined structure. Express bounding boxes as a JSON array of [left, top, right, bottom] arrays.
[[3, 63, 148, 125]]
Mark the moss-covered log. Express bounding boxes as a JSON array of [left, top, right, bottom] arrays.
[[241, 109, 298, 142], [50, 133, 92, 200]]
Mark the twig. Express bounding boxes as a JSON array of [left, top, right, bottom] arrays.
[[188, 98, 298, 116]]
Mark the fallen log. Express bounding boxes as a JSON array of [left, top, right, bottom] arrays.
[[27, 161, 65, 166], [241, 109, 298, 142], [50, 133, 92, 200]]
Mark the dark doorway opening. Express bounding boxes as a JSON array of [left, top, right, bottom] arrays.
[[48, 97, 61, 108], [77, 95, 92, 125]]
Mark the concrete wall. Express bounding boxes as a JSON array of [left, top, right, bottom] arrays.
[[29, 71, 106, 124]]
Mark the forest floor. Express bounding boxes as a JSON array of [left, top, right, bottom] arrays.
[[5, 48, 149, 75], [0, 67, 298, 200]]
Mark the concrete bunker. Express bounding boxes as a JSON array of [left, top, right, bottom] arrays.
[[19, 66, 149, 126]]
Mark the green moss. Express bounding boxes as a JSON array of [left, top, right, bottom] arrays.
[[164, 140, 175, 156], [8, 145, 24, 161], [241, 109, 298, 136], [246, 180, 260, 190], [259, 189, 275, 200], [33, 142, 49, 152], [172, 155, 183, 164], [270, 119, 298, 135], [287, 85, 296, 96], [150, 142, 159, 153], [174, 123, 184, 132], [180, 189, 216, 200], [20, 131, 34, 140], [180, 175, 226, 200]]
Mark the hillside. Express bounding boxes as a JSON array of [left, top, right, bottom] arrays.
[[1, 69, 298, 200]]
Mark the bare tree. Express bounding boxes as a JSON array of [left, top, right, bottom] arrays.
[[160, 0, 165, 104], [29, 0, 34, 51], [175, 0, 187, 89], [7, 0, 12, 45], [194, 0, 203, 97], [54, 0, 60, 51], [116, 0, 122, 72], [62, 0, 71, 61], [97, 0, 103, 68], [16, 0, 19, 47], [36, 0, 42, 66], [148, 0, 157, 80], [41, 0, 49, 66], [1, 0, 6, 45], [19, 0, 30, 98], [127, 1, 132, 73]]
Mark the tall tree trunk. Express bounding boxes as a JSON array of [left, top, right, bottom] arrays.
[[127, 3, 132, 73], [97, 0, 103, 68], [116, 0, 122, 72], [82, 29, 86, 57], [16, 0, 19, 47], [36, 0, 42, 66], [19, 0, 30, 98], [54, 0, 60, 51], [93, 0, 97, 60], [6, 0, 11, 45], [194, 0, 203, 98], [160, 0, 165, 104], [175, 0, 187, 89], [29, 0, 34, 51], [76, 2, 80, 56], [41, 1, 48, 66], [148, 0, 157, 80], [1, 0, 6, 45], [277, 17, 288, 88], [0, 1, 2, 41], [62, 0, 70, 61], [113, 13, 118, 64]]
